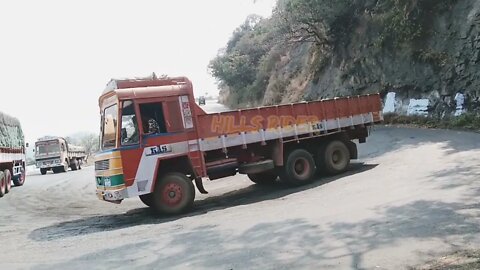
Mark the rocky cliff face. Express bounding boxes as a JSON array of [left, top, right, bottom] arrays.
[[219, 0, 480, 116]]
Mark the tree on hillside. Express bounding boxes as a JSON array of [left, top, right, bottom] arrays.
[[209, 15, 279, 105], [79, 133, 99, 155], [66, 133, 99, 155], [274, 0, 356, 46]]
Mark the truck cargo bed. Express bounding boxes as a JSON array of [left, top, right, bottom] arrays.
[[197, 94, 382, 151]]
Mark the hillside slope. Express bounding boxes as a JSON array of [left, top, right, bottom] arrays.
[[211, 0, 480, 116]]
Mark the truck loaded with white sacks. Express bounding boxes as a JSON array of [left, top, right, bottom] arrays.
[[0, 111, 27, 197]]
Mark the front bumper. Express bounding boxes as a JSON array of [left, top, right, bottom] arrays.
[[36, 158, 63, 169], [96, 187, 127, 203], [37, 164, 63, 169]]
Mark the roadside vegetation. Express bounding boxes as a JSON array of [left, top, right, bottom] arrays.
[[383, 113, 480, 132], [209, 0, 459, 108], [410, 250, 480, 270]]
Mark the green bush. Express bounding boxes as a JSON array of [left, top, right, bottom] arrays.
[[383, 113, 480, 132]]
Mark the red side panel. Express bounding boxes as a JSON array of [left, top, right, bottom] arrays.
[[197, 94, 382, 139]]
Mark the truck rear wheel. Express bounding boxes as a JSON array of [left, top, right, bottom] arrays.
[[152, 173, 195, 215], [139, 193, 154, 207], [318, 140, 350, 175], [4, 170, 11, 194], [40, 168, 47, 175], [279, 149, 316, 186], [0, 172, 5, 197], [248, 170, 278, 185]]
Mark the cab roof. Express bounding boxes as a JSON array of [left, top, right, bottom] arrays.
[[99, 73, 193, 105]]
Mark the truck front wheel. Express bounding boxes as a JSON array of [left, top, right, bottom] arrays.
[[152, 173, 195, 215], [248, 170, 278, 185], [279, 149, 316, 186], [40, 168, 47, 175], [318, 140, 350, 175]]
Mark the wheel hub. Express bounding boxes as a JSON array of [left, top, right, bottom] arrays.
[[162, 183, 183, 206], [294, 158, 310, 178], [332, 151, 340, 163]]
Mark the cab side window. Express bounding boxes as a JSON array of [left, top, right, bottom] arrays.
[[165, 100, 184, 132], [139, 103, 167, 135], [121, 100, 140, 145]]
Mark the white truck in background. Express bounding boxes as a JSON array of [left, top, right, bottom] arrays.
[[35, 136, 86, 175]]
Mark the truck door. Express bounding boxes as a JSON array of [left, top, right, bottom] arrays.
[[134, 97, 193, 190]]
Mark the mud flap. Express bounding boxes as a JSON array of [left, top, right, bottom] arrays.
[[194, 177, 208, 194]]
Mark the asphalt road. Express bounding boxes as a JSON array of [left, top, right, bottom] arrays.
[[1, 100, 480, 269]]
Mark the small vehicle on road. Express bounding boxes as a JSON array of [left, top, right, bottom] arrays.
[[198, 96, 206, 105]]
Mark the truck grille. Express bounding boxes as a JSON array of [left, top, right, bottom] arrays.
[[95, 160, 110, 171]]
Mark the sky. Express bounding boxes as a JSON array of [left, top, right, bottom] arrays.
[[0, 0, 277, 145]]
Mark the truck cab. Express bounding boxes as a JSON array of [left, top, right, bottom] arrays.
[[95, 76, 204, 211], [36, 137, 68, 174]]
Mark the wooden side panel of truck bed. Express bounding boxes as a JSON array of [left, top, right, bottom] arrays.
[[196, 94, 382, 152]]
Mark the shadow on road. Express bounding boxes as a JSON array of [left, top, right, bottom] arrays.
[[29, 163, 377, 242], [34, 200, 480, 270], [361, 126, 480, 159]]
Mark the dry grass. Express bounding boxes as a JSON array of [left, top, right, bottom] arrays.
[[410, 250, 480, 270]]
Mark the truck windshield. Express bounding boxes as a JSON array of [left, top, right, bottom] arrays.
[[36, 142, 60, 155], [102, 104, 118, 149]]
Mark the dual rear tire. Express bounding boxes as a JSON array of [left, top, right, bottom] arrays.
[[277, 140, 351, 186], [0, 170, 13, 197], [0, 171, 5, 197], [316, 140, 351, 175], [4, 170, 11, 194], [278, 149, 317, 186]]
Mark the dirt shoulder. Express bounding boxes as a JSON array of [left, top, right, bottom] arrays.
[[410, 250, 480, 270]]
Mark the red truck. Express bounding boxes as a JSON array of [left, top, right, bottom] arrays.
[[94, 75, 382, 214], [0, 111, 27, 197]]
